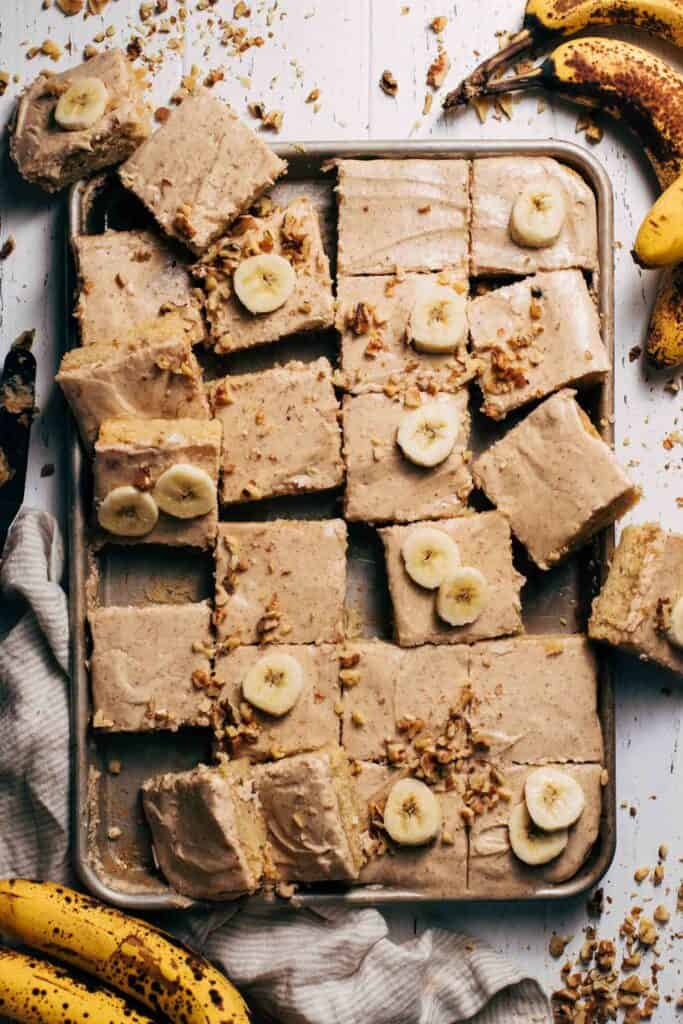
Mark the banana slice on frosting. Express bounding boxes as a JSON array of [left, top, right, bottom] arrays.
[[97, 486, 159, 537], [436, 566, 487, 626], [397, 401, 460, 468], [153, 464, 215, 519], [233, 253, 296, 314], [409, 283, 467, 353], [666, 595, 683, 650], [383, 778, 441, 846], [55, 78, 109, 131], [509, 182, 566, 249], [242, 652, 304, 717], [524, 767, 585, 832], [401, 526, 460, 590], [508, 802, 569, 866]]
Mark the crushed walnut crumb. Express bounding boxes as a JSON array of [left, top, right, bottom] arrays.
[[380, 69, 398, 97]]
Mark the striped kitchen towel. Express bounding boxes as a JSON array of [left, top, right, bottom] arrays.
[[0, 508, 550, 1024]]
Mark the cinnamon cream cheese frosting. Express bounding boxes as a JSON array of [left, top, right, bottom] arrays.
[[94, 417, 221, 549], [343, 390, 472, 524], [380, 512, 525, 647], [469, 270, 609, 420], [336, 158, 470, 275], [589, 523, 683, 677], [337, 271, 478, 394], [119, 89, 286, 254], [209, 358, 343, 505], [214, 519, 347, 645], [471, 157, 598, 276], [57, 316, 209, 448], [473, 389, 639, 570], [10, 49, 150, 193], [468, 763, 604, 896], [73, 229, 204, 347], [255, 746, 365, 883], [89, 601, 214, 732], [194, 196, 334, 353], [142, 760, 266, 899]]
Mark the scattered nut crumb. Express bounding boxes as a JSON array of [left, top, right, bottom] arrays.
[[380, 69, 398, 97]]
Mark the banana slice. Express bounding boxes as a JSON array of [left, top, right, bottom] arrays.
[[55, 77, 109, 131], [397, 401, 460, 468], [242, 652, 304, 717], [233, 254, 296, 314], [409, 283, 467, 353], [436, 566, 488, 626], [524, 767, 585, 831], [383, 778, 442, 846], [97, 486, 159, 537], [666, 595, 683, 649], [152, 463, 215, 520], [401, 526, 460, 590], [509, 182, 566, 249], [508, 802, 569, 866]]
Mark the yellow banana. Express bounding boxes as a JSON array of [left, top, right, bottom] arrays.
[[634, 173, 683, 267], [0, 880, 250, 1024], [0, 945, 155, 1024], [644, 265, 683, 365], [445, 0, 683, 108]]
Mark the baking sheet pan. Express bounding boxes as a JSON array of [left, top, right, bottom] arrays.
[[68, 139, 616, 911]]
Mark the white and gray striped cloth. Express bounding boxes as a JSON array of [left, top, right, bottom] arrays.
[[0, 508, 550, 1024]]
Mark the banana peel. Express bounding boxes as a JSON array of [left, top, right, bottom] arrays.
[[0, 945, 155, 1024], [0, 879, 250, 1024], [644, 266, 683, 366]]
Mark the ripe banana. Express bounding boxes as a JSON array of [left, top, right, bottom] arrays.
[[449, 38, 683, 190], [436, 566, 488, 626], [634, 174, 683, 268], [667, 594, 683, 648], [242, 651, 304, 716], [0, 945, 155, 1024], [401, 526, 461, 589], [383, 778, 442, 846], [97, 485, 159, 537], [153, 463, 216, 519], [233, 253, 295, 314], [0, 879, 250, 1024], [396, 400, 461, 468], [55, 77, 108, 131], [645, 265, 683, 366], [524, 767, 585, 830], [509, 181, 566, 248], [445, 0, 683, 109], [409, 282, 467, 352], [508, 802, 568, 866]]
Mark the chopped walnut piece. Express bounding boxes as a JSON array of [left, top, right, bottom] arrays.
[[427, 49, 450, 88], [0, 236, 16, 261], [107, 826, 122, 840], [653, 905, 670, 924], [638, 917, 657, 946], [634, 866, 650, 883], [306, 87, 320, 103], [261, 109, 283, 132], [380, 69, 398, 96], [57, 0, 84, 11], [652, 862, 664, 885], [87, 0, 109, 12], [430, 15, 447, 32], [549, 934, 571, 959], [422, 92, 433, 116]]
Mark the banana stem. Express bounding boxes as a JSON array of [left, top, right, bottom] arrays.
[[443, 29, 534, 109]]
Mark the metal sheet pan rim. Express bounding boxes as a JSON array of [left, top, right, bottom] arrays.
[[68, 137, 616, 912]]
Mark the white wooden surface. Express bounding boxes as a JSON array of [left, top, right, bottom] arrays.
[[1, 0, 681, 1012]]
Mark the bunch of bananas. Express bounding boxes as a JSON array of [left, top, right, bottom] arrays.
[[0, 879, 250, 1024], [444, 0, 683, 369]]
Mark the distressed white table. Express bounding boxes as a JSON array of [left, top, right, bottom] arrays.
[[1, 0, 681, 1012]]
